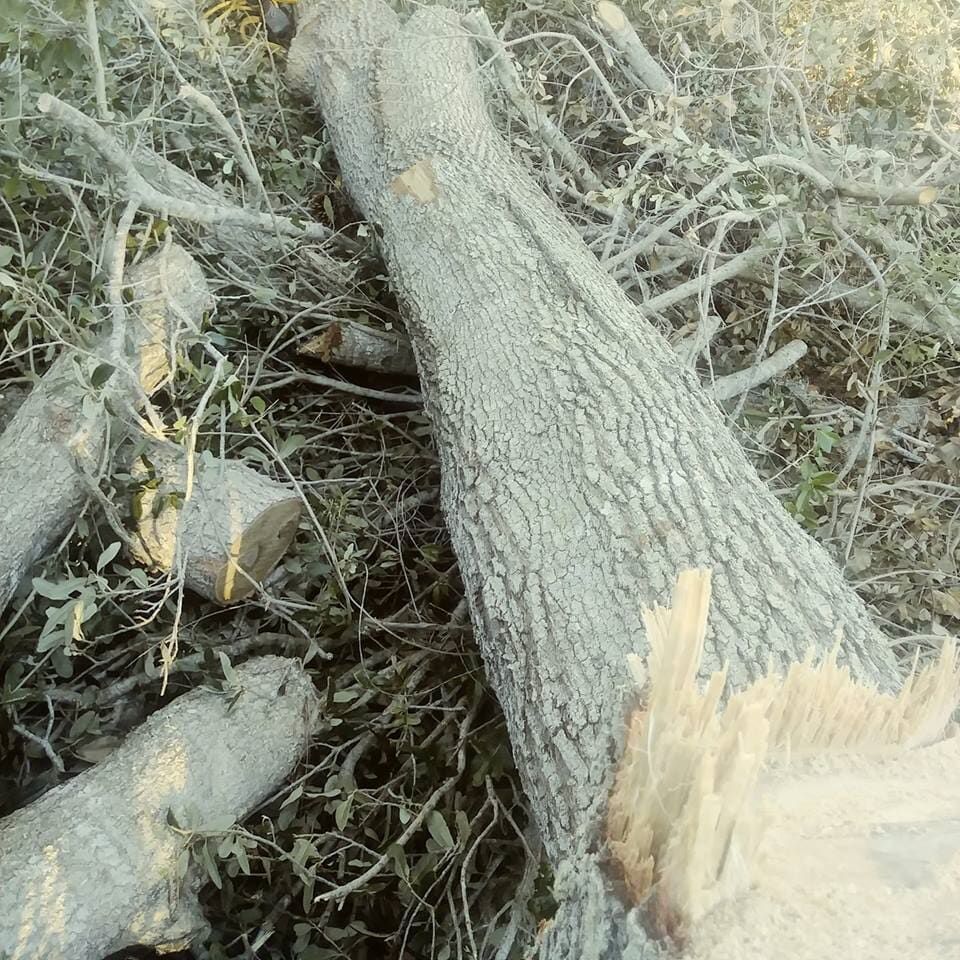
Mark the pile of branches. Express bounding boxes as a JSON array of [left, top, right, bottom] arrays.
[[0, 0, 958, 957]]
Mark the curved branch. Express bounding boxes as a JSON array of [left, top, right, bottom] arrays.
[[36, 94, 350, 249]]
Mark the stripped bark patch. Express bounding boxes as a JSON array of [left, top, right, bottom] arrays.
[[391, 158, 439, 203]]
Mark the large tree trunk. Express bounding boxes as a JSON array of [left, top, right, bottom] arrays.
[[288, 4, 902, 955]]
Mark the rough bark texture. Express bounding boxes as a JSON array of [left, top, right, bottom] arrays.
[[289, 4, 902, 955], [0, 245, 212, 614], [0, 656, 316, 960], [131, 441, 302, 602]]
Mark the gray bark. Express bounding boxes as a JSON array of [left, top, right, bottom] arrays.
[[594, 1, 674, 95], [130, 441, 302, 602], [0, 245, 212, 614], [289, 4, 902, 956], [0, 655, 316, 960]]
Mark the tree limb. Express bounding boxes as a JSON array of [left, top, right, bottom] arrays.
[[0, 656, 317, 960], [36, 95, 348, 249], [288, 5, 903, 955], [0, 244, 212, 614], [594, 1, 673, 95], [711, 339, 808, 401]]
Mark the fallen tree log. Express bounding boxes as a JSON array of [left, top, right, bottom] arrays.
[[130, 441, 302, 603], [0, 244, 212, 614], [0, 655, 316, 960], [288, 5, 904, 956]]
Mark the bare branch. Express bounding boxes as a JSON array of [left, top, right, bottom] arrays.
[[675, 314, 723, 367], [178, 83, 268, 206], [83, 0, 111, 121], [36, 95, 346, 249], [464, 10, 603, 192], [640, 242, 775, 315], [593, 1, 673, 95], [711, 339, 808, 401], [255, 369, 422, 405]]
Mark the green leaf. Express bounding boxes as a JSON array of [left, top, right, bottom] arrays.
[[290, 837, 319, 873], [455, 809, 471, 843], [218, 651, 238, 686], [388, 843, 409, 881], [426, 810, 455, 849], [278, 433, 307, 458], [281, 783, 303, 808], [0, 244, 15, 267], [234, 841, 251, 876], [96, 541, 121, 572], [277, 803, 298, 832], [51, 646, 73, 678], [814, 427, 840, 454], [32, 577, 81, 600], [90, 362, 115, 388], [334, 793, 354, 830], [410, 851, 438, 883], [200, 840, 222, 889], [36, 626, 65, 654]]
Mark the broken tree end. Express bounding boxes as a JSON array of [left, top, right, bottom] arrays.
[[606, 568, 960, 954]]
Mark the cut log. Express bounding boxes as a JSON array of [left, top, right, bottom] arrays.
[[130, 442, 302, 602], [0, 245, 212, 614], [298, 319, 418, 376], [0, 655, 317, 960], [288, 5, 903, 955]]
